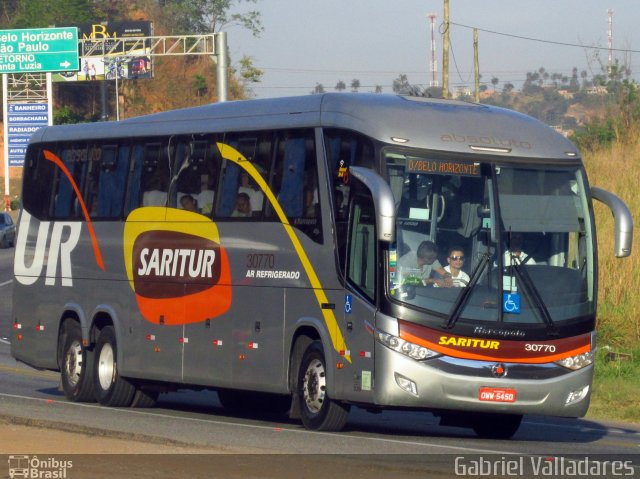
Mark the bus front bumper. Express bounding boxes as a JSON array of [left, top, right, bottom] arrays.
[[373, 343, 593, 418]]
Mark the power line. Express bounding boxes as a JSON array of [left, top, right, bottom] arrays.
[[450, 21, 640, 54]]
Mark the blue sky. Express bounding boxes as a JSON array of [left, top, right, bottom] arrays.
[[227, 1, 639, 98]]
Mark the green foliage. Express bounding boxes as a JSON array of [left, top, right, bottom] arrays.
[[571, 79, 640, 149], [54, 105, 84, 125], [7, 0, 95, 28], [238, 56, 263, 83], [192, 73, 207, 97], [162, 0, 263, 36], [589, 348, 640, 423]]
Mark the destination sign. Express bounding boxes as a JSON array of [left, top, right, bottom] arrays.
[[0, 27, 79, 73], [406, 158, 481, 176]]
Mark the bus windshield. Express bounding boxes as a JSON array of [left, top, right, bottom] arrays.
[[385, 150, 596, 328]]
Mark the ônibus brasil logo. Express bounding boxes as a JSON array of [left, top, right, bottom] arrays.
[[124, 207, 232, 325]]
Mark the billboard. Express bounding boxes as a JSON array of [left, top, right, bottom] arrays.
[[52, 21, 153, 82]]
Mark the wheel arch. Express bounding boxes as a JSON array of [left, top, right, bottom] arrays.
[[56, 304, 87, 368], [89, 304, 124, 365], [287, 318, 340, 418]]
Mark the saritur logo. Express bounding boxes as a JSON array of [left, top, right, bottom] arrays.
[[124, 207, 232, 325]]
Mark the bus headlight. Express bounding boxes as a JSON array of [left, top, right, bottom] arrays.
[[374, 329, 440, 361], [555, 351, 594, 370]]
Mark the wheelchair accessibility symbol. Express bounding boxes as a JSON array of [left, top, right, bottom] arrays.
[[503, 293, 521, 314], [345, 294, 353, 314]]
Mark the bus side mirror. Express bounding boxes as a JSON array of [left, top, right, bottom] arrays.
[[349, 166, 396, 243], [591, 186, 633, 257]]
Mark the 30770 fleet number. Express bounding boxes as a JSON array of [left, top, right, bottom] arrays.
[[524, 343, 556, 352]]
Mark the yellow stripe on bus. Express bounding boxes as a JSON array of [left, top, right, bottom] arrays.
[[217, 142, 351, 363]]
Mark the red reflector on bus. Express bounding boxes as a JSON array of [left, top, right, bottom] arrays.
[[212, 339, 223, 346], [247, 342, 258, 349], [146, 334, 156, 341], [13, 323, 21, 329]]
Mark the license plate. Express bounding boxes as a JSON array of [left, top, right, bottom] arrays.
[[479, 387, 517, 403]]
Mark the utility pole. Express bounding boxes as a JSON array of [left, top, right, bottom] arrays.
[[473, 28, 479, 103], [607, 8, 614, 77], [428, 13, 439, 87], [442, 0, 450, 99]]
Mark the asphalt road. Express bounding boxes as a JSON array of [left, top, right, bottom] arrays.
[[1, 247, 639, 477]]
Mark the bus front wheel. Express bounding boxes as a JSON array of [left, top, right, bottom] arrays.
[[297, 341, 350, 431], [93, 326, 135, 407], [59, 320, 95, 402]]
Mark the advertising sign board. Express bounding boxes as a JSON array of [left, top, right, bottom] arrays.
[[53, 21, 153, 82]]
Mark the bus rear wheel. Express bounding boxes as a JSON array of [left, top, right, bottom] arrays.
[[93, 326, 135, 407], [59, 320, 95, 402], [297, 341, 350, 431], [471, 413, 523, 439]]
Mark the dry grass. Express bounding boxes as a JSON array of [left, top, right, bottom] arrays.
[[582, 133, 640, 348]]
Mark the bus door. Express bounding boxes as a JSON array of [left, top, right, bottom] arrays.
[[338, 190, 377, 401]]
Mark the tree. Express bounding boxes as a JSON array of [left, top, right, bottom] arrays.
[[7, 0, 95, 28], [392, 74, 411, 93], [335, 80, 346, 92], [502, 82, 514, 94], [192, 74, 208, 98], [350, 79, 360, 92], [162, 0, 263, 36], [312, 83, 325, 94], [374, 85, 383, 93], [491, 77, 499, 90], [238, 55, 263, 83]]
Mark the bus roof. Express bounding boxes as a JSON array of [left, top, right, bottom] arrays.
[[31, 93, 579, 160]]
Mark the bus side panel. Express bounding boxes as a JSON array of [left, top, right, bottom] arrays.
[[10, 282, 60, 370]]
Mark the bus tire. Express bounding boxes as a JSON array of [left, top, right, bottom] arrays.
[[471, 413, 522, 439], [130, 386, 159, 408], [93, 326, 135, 407], [297, 341, 350, 431], [59, 320, 96, 402]]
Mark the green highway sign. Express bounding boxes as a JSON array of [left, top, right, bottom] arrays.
[[0, 27, 79, 73]]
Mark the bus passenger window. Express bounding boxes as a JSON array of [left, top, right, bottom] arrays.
[[140, 142, 169, 207], [53, 146, 87, 219], [269, 129, 322, 242]]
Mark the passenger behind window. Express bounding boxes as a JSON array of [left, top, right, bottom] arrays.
[[180, 194, 198, 212], [398, 240, 452, 287], [142, 171, 167, 206], [304, 187, 319, 217], [232, 192, 252, 217], [197, 175, 215, 215], [238, 170, 264, 214], [435, 246, 470, 288], [503, 232, 536, 266]]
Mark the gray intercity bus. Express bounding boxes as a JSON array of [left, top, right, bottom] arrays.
[[11, 94, 632, 438]]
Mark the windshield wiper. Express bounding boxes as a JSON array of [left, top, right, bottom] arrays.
[[510, 264, 558, 336], [442, 253, 491, 330]]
